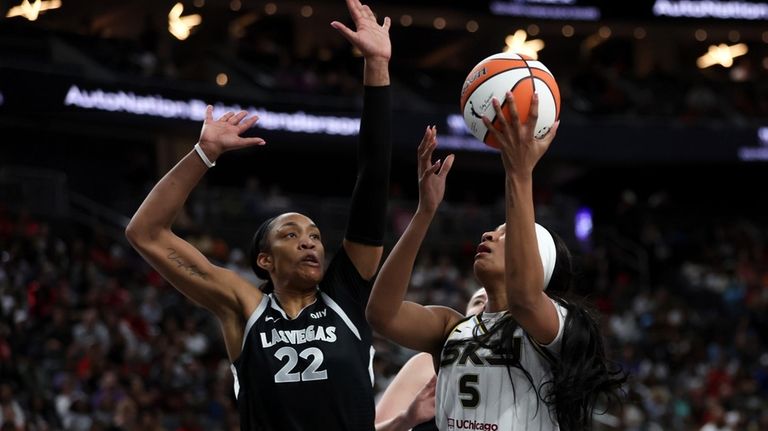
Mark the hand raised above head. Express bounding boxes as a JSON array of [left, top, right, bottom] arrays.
[[331, 0, 391, 62], [197, 106, 266, 161], [416, 126, 454, 215], [482, 92, 559, 178]]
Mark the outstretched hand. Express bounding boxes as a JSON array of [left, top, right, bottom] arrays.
[[331, 0, 391, 61], [482, 92, 558, 178], [197, 106, 265, 160], [404, 375, 437, 427], [417, 126, 454, 215]]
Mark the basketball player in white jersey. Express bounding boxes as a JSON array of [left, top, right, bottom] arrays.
[[366, 95, 625, 430]]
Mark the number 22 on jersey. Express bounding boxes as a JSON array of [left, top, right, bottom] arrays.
[[273, 346, 328, 383]]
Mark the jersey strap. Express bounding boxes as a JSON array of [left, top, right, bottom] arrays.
[[242, 295, 269, 350], [320, 291, 361, 340]]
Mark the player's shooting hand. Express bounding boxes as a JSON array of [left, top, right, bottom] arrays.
[[482, 92, 558, 179]]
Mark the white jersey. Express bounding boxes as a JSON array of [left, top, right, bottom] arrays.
[[436, 300, 567, 431]]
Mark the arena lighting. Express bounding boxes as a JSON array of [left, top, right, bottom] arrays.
[[168, 3, 202, 41], [6, 0, 61, 21], [447, 114, 470, 135], [62, 85, 361, 136], [503, 29, 544, 59], [696, 43, 748, 68], [574, 207, 593, 242], [653, 0, 768, 19]]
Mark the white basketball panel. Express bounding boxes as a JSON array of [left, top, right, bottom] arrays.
[[532, 78, 557, 139], [524, 60, 554, 76], [462, 68, 532, 142]]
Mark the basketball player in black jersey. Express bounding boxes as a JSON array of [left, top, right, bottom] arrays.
[[125, 1, 392, 429]]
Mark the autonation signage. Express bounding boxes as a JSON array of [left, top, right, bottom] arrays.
[[737, 127, 768, 161], [490, 0, 601, 20], [653, 0, 768, 19], [63, 85, 361, 136]]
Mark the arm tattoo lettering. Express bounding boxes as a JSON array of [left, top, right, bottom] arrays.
[[167, 248, 209, 280]]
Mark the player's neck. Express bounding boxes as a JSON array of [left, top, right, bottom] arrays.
[[271, 286, 318, 318], [483, 285, 508, 313]]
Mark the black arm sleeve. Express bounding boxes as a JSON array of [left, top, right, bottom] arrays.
[[345, 85, 392, 246]]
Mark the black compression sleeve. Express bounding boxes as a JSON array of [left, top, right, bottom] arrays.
[[345, 85, 392, 246]]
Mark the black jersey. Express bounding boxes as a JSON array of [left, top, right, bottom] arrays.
[[232, 248, 375, 431], [413, 419, 439, 431]]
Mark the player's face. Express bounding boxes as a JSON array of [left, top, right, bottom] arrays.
[[263, 213, 325, 287], [465, 288, 487, 316], [473, 223, 506, 281]]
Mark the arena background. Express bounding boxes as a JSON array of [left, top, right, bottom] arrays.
[[1, 0, 767, 429]]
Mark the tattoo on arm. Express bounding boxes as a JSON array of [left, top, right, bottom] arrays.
[[167, 248, 209, 280]]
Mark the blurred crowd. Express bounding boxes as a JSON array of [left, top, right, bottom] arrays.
[[1, 181, 767, 431]]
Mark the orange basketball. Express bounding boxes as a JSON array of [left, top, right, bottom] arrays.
[[460, 52, 560, 148]]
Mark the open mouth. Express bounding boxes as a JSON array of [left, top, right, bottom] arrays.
[[301, 254, 320, 266], [476, 244, 491, 254]]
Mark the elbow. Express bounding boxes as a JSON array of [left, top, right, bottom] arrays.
[[365, 305, 390, 334], [124, 218, 159, 248], [124, 221, 140, 245], [507, 296, 539, 314]]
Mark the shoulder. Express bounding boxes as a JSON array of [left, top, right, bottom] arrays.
[[393, 352, 435, 385], [537, 297, 570, 352], [405, 352, 435, 371], [441, 311, 477, 341]]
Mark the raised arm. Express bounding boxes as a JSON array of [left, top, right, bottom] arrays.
[[125, 107, 265, 360], [366, 127, 460, 354], [375, 352, 436, 431], [332, 0, 392, 279], [483, 93, 561, 345]]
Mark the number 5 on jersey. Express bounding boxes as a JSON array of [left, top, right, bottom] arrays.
[[459, 374, 480, 407], [274, 346, 328, 383]]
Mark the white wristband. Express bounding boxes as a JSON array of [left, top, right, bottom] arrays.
[[194, 143, 216, 168]]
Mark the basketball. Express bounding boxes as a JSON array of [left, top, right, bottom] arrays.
[[460, 52, 560, 148]]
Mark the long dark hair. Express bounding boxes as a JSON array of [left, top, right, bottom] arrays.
[[445, 229, 626, 430]]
